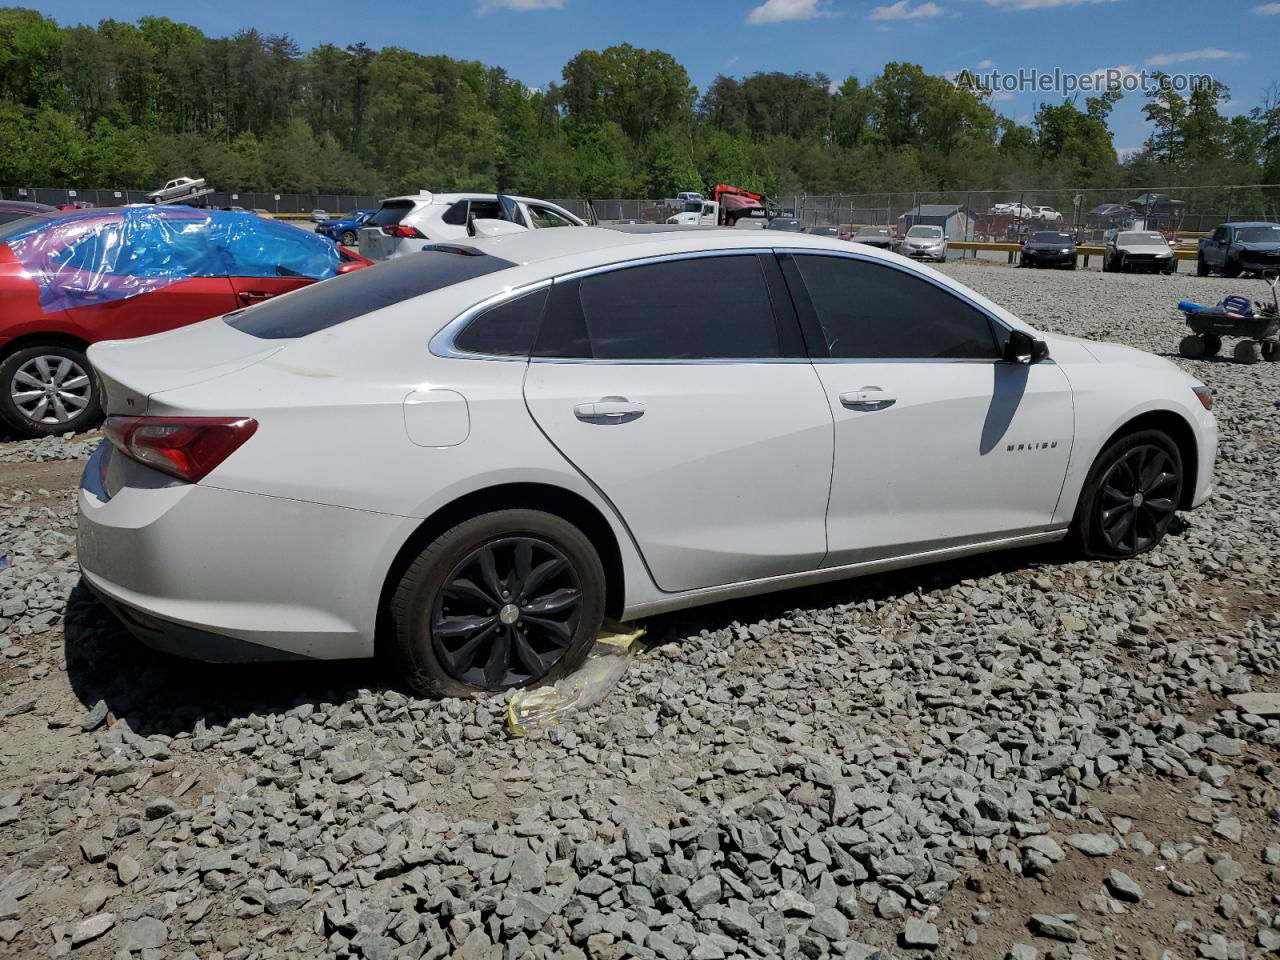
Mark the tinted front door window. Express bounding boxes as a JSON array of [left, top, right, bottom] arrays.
[[793, 255, 998, 360]]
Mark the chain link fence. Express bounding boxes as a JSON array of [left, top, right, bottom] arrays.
[[4, 187, 381, 214], [8, 185, 1279, 236], [776, 186, 1280, 241]]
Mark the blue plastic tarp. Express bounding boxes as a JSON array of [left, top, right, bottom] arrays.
[[3, 206, 343, 314]]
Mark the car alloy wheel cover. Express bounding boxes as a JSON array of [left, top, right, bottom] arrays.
[[11, 355, 92, 425], [431, 535, 583, 690], [1097, 444, 1179, 554]]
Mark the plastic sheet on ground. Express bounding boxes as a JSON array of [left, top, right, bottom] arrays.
[[506, 621, 646, 737], [4, 206, 342, 314]]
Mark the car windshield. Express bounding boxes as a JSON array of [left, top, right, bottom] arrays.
[[907, 226, 943, 238], [767, 219, 803, 231], [1118, 232, 1165, 245], [227, 246, 516, 339], [858, 227, 891, 237], [1237, 225, 1280, 243], [808, 225, 839, 236], [1032, 232, 1071, 243]]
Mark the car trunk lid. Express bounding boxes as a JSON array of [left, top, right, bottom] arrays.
[[89, 317, 285, 416]]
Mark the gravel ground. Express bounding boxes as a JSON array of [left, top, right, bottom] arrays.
[[0, 262, 1278, 960]]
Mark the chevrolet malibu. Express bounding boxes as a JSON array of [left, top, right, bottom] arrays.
[[78, 228, 1217, 697]]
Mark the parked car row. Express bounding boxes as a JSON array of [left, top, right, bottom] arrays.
[[992, 202, 1063, 223]]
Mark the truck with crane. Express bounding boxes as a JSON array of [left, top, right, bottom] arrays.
[[666, 184, 774, 227]]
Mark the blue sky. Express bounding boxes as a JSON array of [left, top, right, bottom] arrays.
[[30, 0, 1280, 154]]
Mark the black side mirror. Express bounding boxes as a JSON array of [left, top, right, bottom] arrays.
[[1003, 328, 1050, 364]]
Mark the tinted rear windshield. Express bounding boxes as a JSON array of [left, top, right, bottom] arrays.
[[227, 247, 516, 339], [1032, 232, 1071, 243], [366, 200, 415, 228]]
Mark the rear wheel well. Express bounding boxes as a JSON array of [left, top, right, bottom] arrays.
[[1100, 410, 1199, 509], [0, 332, 91, 362], [376, 483, 626, 651]]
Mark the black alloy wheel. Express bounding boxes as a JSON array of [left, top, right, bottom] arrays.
[[1093, 443, 1180, 555], [431, 535, 583, 690]]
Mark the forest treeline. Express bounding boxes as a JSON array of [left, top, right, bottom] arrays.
[[1, 6, 1278, 198]]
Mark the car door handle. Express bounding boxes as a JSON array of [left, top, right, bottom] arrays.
[[839, 388, 897, 410], [237, 290, 275, 304], [573, 398, 645, 422]]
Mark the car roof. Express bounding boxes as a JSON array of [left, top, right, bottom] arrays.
[[380, 193, 564, 207], [465, 225, 888, 270], [0, 200, 57, 214], [1226, 221, 1279, 228]]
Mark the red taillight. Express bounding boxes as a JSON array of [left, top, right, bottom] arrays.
[[382, 224, 425, 239], [103, 416, 258, 484]]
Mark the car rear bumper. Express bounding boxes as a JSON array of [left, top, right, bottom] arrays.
[[77, 444, 418, 661]]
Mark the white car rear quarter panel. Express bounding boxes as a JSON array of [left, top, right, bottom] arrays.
[[78, 446, 418, 658]]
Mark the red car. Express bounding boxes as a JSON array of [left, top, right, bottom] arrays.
[[0, 206, 370, 437]]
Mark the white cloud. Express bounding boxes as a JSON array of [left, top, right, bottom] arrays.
[[991, 90, 1014, 102], [1086, 63, 1140, 86], [977, 58, 994, 68], [870, 1, 943, 19], [478, 0, 563, 11], [1116, 145, 1141, 159], [1145, 48, 1245, 66], [1254, 2, 1280, 12], [746, 0, 830, 24], [986, 0, 1115, 9]]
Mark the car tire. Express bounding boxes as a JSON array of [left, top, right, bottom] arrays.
[[1223, 259, 1242, 279], [389, 509, 606, 698], [1234, 339, 1262, 364], [0, 344, 101, 438], [340, 230, 357, 246], [1072, 429, 1182, 560], [1196, 255, 1209, 277]]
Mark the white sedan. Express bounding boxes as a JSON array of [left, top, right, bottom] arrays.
[[78, 228, 1217, 696]]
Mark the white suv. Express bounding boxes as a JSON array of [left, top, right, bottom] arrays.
[[358, 193, 585, 260], [1031, 206, 1064, 223]]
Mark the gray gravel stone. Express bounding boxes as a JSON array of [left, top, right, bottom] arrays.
[[1104, 869, 1143, 903]]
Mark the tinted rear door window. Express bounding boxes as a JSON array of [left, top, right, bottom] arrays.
[[536, 255, 781, 360], [227, 248, 515, 339], [793, 255, 999, 360]]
